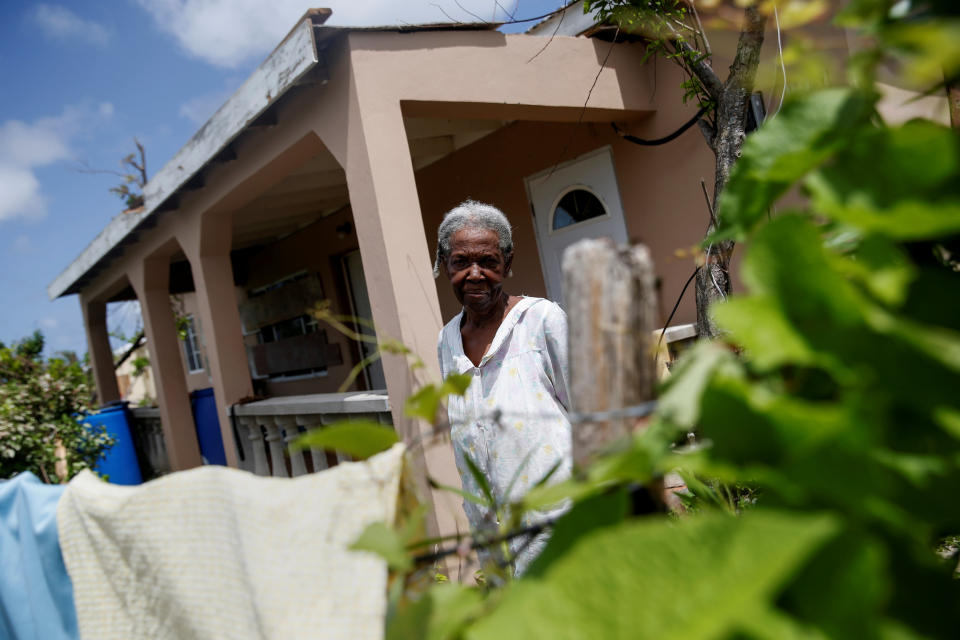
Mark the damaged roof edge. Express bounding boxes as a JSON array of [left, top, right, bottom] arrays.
[[47, 12, 327, 301], [526, 1, 598, 37]]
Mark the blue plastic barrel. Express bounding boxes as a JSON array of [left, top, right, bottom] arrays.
[[82, 402, 143, 485], [190, 388, 227, 466]]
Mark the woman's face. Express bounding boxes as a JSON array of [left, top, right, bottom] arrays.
[[444, 227, 512, 314]]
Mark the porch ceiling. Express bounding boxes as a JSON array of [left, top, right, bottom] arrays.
[[229, 116, 507, 249], [50, 10, 651, 302]]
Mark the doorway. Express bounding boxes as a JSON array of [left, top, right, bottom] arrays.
[[342, 250, 387, 391], [525, 146, 629, 306]]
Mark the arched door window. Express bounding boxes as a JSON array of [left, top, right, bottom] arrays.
[[552, 188, 607, 231]]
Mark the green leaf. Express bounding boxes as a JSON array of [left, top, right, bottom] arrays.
[[524, 488, 630, 578], [387, 583, 485, 640], [463, 452, 496, 507], [404, 373, 473, 422], [714, 88, 877, 241], [467, 511, 838, 640], [441, 372, 473, 396], [520, 476, 608, 513], [656, 341, 741, 426], [805, 120, 960, 240], [350, 521, 412, 571], [828, 234, 916, 307], [713, 297, 820, 371], [778, 531, 889, 638], [428, 476, 489, 507], [292, 419, 399, 460]]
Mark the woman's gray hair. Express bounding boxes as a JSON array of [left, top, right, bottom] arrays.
[[433, 200, 514, 278]]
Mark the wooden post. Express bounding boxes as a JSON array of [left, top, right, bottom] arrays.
[[563, 239, 658, 467]]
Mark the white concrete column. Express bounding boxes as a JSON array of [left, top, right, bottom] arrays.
[[180, 214, 253, 468], [79, 296, 120, 406], [128, 257, 203, 471]]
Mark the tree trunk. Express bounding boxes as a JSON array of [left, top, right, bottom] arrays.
[[947, 77, 960, 129], [695, 6, 767, 338]]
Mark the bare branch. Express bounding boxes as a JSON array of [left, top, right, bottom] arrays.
[[454, 0, 486, 22], [430, 3, 463, 23], [545, 27, 621, 180], [690, 0, 711, 56], [495, 0, 515, 21], [527, 4, 567, 63], [73, 161, 127, 180], [131, 138, 147, 188]]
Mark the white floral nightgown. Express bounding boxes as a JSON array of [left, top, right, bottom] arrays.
[[437, 296, 572, 575]]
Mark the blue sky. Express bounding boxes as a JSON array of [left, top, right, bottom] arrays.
[[0, 0, 560, 357]]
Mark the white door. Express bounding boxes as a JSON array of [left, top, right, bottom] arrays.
[[525, 146, 629, 306]]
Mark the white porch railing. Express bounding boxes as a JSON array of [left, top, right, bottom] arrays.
[[231, 391, 392, 477], [129, 406, 172, 479]]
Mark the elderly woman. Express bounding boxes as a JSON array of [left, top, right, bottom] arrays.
[[434, 199, 572, 575]]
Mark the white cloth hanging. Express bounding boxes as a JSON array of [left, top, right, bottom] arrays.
[[57, 444, 405, 640]]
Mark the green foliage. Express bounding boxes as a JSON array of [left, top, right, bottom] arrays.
[[130, 356, 150, 378], [405, 373, 472, 422], [470, 511, 838, 639], [584, 0, 717, 107], [0, 331, 114, 482], [351, 521, 413, 572], [317, 4, 960, 637], [293, 419, 399, 460], [108, 138, 147, 210]]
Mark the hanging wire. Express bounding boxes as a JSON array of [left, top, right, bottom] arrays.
[[611, 105, 709, 146], [770, 3, 788, 119]]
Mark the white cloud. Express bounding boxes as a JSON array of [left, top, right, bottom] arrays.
[[39, 316, 59, 330], [136, 0, 519, 68], [0, 165, 47, 221], [0, 104, 114, 222], [31, 4, 111, 47]]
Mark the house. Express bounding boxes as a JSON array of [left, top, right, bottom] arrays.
[[48, 5, 946, 543]]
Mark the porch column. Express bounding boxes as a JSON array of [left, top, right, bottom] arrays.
[[180, 214, 252, 468], [333, 95, 466, 541], [79, 296, 120, 406], [128, 257, 203, 470]]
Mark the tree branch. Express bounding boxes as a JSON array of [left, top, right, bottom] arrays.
[[724, 4, 767, 94], [674, 38, 723, 101], [697, 117, 716, 151]]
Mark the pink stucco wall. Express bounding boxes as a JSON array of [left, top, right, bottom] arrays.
[[415, 115, 715, 329]]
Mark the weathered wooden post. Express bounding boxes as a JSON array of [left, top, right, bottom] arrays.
[[563, 239, 658, 468]]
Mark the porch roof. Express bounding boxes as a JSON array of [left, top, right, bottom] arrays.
[[46, 10, 500, 301]]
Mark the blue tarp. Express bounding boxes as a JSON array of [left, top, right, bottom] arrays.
[[0, 472, 77, 640]]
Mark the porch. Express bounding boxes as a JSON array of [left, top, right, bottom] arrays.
[[49, 10, 711, 538]]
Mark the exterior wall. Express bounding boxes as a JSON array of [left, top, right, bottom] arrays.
[[177, 293, 214, 393], [415, 114, 713, 328], [115, 342, 158, 406], [234, 206, 368, 397]]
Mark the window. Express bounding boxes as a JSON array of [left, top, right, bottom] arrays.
[[257, 314, 318, 344], [552, 188, 607, 231], [181, 316, 204, 373]]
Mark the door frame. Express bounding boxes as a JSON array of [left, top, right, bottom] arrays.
[[523, 145, 628, 303]]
